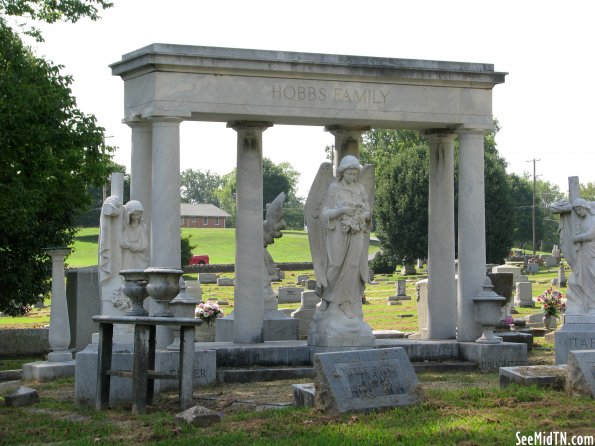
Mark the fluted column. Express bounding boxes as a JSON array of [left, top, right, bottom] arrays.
[[325, 125, 369, 171], [128, 120, 152, 241], [425, 131, 456, 339], [227, 121, 272, 343], [150, 118, 182, 269], [457, 129, 487, 341], [46, 248, 73, 362]]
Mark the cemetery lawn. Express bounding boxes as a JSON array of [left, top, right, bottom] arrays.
[[67, 228, 380, 267], [1, 356, 594, 446]]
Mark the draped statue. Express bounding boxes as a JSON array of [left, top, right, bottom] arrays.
[[551, 190, 595, 316], [305, 155, 376, 347]]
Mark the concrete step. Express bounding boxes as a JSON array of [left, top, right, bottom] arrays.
[[217, 366, 314, 383], [412, 360, 478, 372], [216, 359, 479, 383]]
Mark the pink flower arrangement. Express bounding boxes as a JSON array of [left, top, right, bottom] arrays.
[[195, 301, 224, 325], [536, 288, 566, 317]]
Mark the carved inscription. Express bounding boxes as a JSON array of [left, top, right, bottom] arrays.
[[480, 360, 528, 371], [272, 83, 390, 106], [569, 337, 595, 349], [193, 369, 206, 379], [334, 360, 406, 399]]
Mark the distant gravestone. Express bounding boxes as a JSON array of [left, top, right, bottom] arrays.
[[4, 386, 40, 407], [277, 287, 303, 304], [566, 350, 595, 398], [515, 282, 535, 308], [313, 348, 420, 414], [217, 277, 234, 286], [198, 273, 218, 284]]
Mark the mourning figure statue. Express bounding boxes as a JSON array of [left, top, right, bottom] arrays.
[[305, 155, 376, 347], [551, 197, 595, 315]]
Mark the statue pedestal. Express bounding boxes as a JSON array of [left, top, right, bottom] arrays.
[[216, 309, 299, 342], [307, 303, 375, 347], [554, 316, 595, 364]]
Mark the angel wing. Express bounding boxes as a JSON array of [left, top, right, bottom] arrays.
[[305, 162, 334, 289], [359, 164, 375, 282], [263, 192, 286, 246]]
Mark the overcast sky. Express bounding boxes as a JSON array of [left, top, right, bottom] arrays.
[[25, 0, 595, 197]]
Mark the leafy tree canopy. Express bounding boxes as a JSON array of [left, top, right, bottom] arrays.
[[180, 169, 223, 206], [0, 8, 113, 315], [363, 123, 515, 267], [1, 0, 113, 40]]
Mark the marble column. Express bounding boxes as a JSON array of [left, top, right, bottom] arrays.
[[46, 248, 73, 362], [457, 129, 487, 342], [227, 121, 272, 343], [425, 132, 456, 339], [128, 120, 152, 240], [150, 118, 182, 269], [325, 125, 369, 171]]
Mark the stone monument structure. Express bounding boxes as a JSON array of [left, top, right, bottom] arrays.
[[110, 44, 505, 343], [305, 155, 375, 347], [98, 173, 150, 343], [551, 176, 595, 363], [215, 192, 299, 341]]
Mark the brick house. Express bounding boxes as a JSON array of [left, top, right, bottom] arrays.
[[180, 203, 231, 228]]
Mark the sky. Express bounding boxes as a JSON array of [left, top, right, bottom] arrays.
[[23, 0, 595, 197]]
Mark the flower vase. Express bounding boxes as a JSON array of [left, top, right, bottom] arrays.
[[196, 321, 216, 342], [542, 314, 557, 330]]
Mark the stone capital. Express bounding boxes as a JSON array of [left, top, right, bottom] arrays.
[[44, 247, 72, 260], [324, 125, 370, 137], [226, 121, 273, 132], [424, 130, 456, 144]]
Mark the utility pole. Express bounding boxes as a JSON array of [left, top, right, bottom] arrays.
[[526, 158, 540, 254]]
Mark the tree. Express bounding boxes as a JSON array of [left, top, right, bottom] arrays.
[[216, 158, 304, 229], [580, 182, 595, 201], [0, 5, 114, 315], [1, 0, 112, 41], [180, 168, 223, 206], [363, 123, 515, 267]]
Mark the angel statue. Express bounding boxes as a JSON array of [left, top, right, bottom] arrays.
[[263, 192, 286, 308], [551, 196, 595, 315], [305, 155, 376, 347]]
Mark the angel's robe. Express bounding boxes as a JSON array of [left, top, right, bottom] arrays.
[[320, 180, 371, 313]]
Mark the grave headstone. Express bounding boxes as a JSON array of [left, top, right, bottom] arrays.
[[291, 290, 321, 339], [304, 279, 317, 291], [387, 279, 411, 305], [277, 287, 303, 304], [297, 274, 309, 285], [198, 273, 219, 284], [558, 265, 567, 287], [566, 350, 595, 398], [527, 263, 539, 275], [174, 405, 222, 426], [514, 282, 535, 308], [313, 348, 420, 414], [66, 266, 100, 350], [217, 277, 234, 287], [4, 386, 40, 407]]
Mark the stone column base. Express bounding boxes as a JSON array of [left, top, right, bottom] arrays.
[[22, 360, 76, 382]]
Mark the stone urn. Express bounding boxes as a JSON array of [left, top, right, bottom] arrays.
[[471, 277, 506, 344], [542, 314, 558, 330], [145, 267, 183, 317], [120, 269, 149, 316], [195, 322, 216, 342]]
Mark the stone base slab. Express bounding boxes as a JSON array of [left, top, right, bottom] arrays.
[[74, 344, 216, 408], [216, 310, 299, 342], [459, 342, 528, 371], [293, 383, 315, 407], [22, 360, 75, 382], [554, 324, 595, 364], [499, 365, 567, 389]]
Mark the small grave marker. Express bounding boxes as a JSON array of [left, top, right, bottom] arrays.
[[313, 348, 420, 414]]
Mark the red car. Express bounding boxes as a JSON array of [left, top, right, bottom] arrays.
[[189, 254, 209, 266]]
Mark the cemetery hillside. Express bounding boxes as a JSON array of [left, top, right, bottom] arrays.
[[1, 3, 594, 444]]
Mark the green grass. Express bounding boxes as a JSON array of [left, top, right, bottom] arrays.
[[66, 228, 379, 268], [1, 373, 593, 445]]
